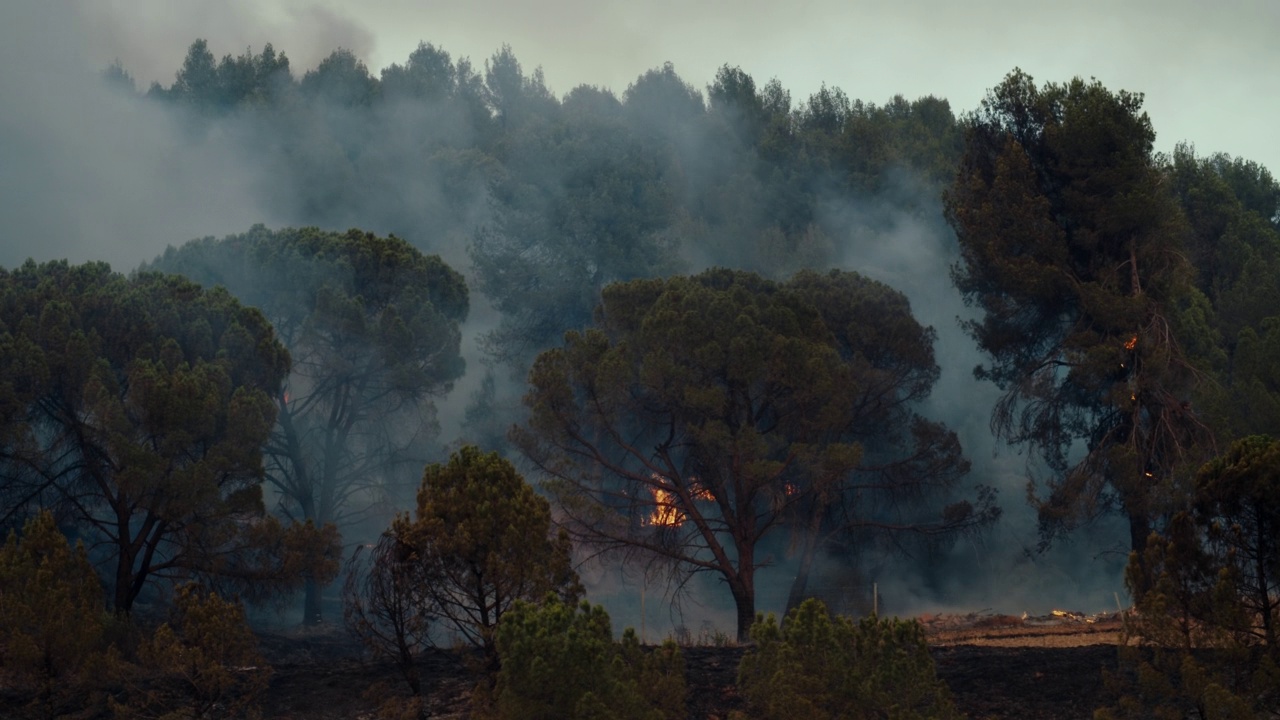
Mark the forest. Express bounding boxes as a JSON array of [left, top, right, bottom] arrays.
[[1, 37, 1279, 718]]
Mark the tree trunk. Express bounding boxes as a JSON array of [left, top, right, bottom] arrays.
[[303, 574, 323, 626], [1125, 506, 1154, 598], [1127, 508, 1151, 555], [784, 502, 827, 615], [728, 576, 756, 643]]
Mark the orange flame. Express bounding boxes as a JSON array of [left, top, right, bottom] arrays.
[[649, 487, 685, 527], [647, 473, 716, 527], [1124, 334, 1138, 351]]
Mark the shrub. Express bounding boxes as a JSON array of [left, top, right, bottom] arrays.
[[1096, 436, 1280, 719], [735, 598, 960, 720], [117, 583, 272, 719], [481, 595, 686, 720], [0, 511, 108, 718]]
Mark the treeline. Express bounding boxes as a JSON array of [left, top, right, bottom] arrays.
[[1, 37, 1278, 717], [111, 39, 965, 370], [122, 40, 995, 629]]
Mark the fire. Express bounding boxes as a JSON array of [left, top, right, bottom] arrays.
[[649, 487, 685, 527], [690, 481, 715, 502], [646, 473, 716, 527], [1124, 334, 1138, 351]]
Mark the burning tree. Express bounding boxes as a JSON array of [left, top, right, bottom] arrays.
[[145, 225, 468, 624], [515, 268, 994, 641], [945, 69, 1212, 554]]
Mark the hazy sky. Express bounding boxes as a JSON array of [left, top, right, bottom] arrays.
[[73, 0, 1280, 173]]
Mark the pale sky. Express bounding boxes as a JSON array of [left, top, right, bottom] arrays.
[[71, 0, 1280, 173]]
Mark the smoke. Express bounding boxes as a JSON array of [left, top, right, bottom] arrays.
[[0, 1, 287, 270], [820, 175, 1132, 615], [0, 0, 1137, 628], [74, 0, 375, 90]]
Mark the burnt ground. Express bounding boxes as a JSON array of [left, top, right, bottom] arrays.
[[255, 625, 1124, 720]]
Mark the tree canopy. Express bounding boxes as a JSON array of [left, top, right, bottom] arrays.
[[1169, 144, 1280, 444], [0, 260, 328, 613], [515, 268, 993, 641], [945, 69, 1210, 553], [145, 225, 469, 623], [346, 445, 581, 684]]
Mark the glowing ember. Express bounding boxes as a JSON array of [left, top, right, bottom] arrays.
[[690, 480, 715, 502], [1124, 334, 1138, 351]]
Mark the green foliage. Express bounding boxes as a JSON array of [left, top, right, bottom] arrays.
[[480, 596, 685, 720], [344, 445, 581, 690], [403, 446, 581, 665], [158, 39, 292, 110], [945, 69, 1210, 553], [0, 511, 108, 718], [516, 268, 991, 640], [0, 260, 306, 613], [1097, 436, 1280, 718], [735, 599, 961, 720], [1169, 144, 1280, 443], [145, 225, 467, 622], [118, 583, 272, 720]]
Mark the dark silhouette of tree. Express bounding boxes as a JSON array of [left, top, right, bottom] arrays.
[[343, 530, 433, 698], [945, 69, 1212, 554]]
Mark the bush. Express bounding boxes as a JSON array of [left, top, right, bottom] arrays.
[[734, 598, 961, 720], [1095, 436, 1280, 719], [480, 595, 686, 720], [116, 583, 272, 719], [0, 511, 109, 718]]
